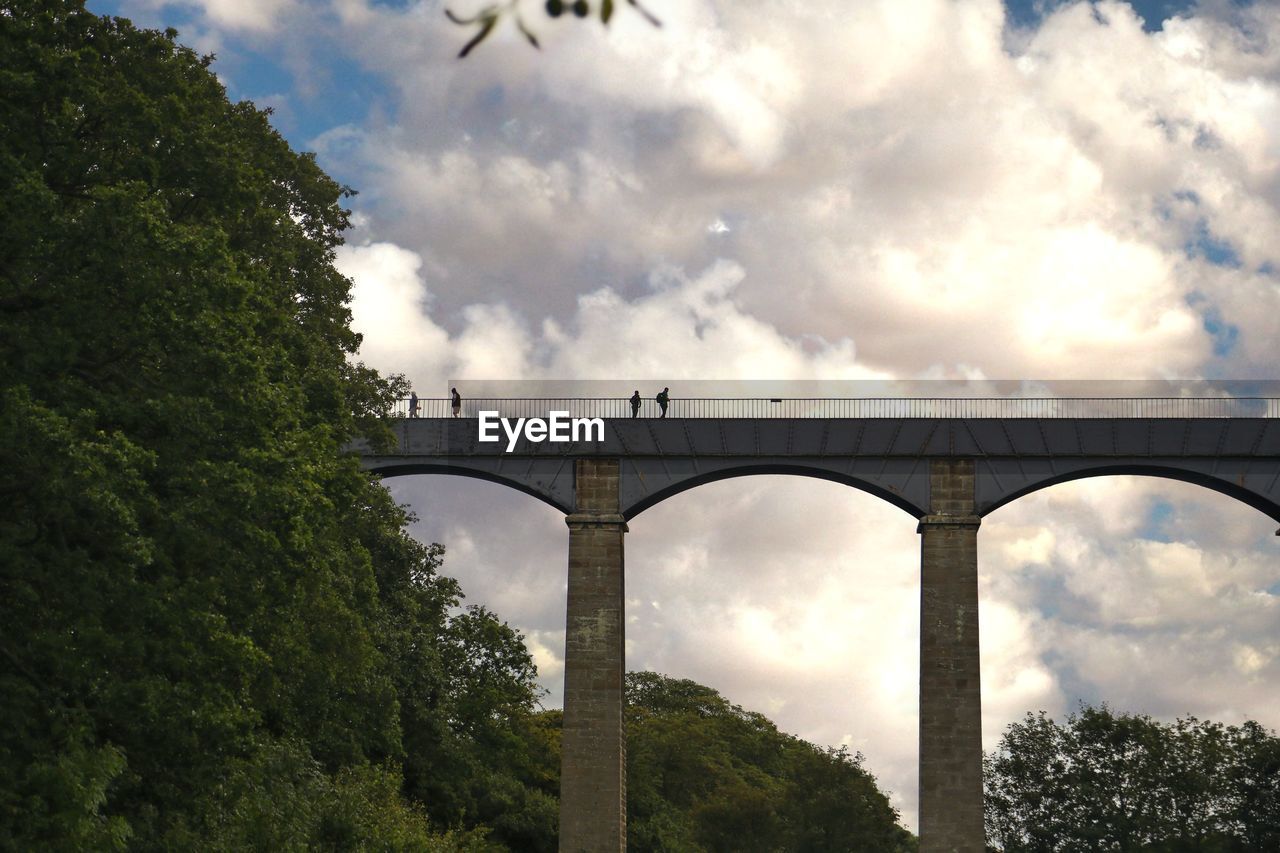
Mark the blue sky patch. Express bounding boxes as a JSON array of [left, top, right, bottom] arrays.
[[1201, 309, 1240, 357], [1186, 221, 1243, 269], [1004, 0, 1202, 33], [89, 0, 396, 169], [219, 48, 394, 165], [1185, 293, 1241, 358], [1139, 499, 1176, 542]]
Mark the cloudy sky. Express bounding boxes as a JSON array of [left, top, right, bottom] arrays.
[[95, 0, 1280, 829]]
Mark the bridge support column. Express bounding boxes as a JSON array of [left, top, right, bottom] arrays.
[[560, 459, 627, 853], [918, 458, 984, 853]]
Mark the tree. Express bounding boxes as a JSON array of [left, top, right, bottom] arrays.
[[985, 706, 1280, 851], [1, 3, 547, 847], [624, 671, 916, 852], [387, 550, 559, 850]]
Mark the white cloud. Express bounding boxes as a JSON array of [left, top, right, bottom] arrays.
[[983, 476, 1280, 724], [337, 241, 454, 388], [979, 599, 1062, 749], [141, 0, 299, 31], [340, 241, 883, 387], [311, 0, 1280, 378]]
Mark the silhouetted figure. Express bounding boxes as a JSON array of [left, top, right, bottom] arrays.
[[409, 391, 419, 418], [656, 387, 669, 418], [451, 387, 462, 417], [629, 390, 641, 418]]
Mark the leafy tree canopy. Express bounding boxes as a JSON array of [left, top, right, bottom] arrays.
[[985, 705, 1280, 852], [0, 2, 548, 848], [624, 671, 917, 852]]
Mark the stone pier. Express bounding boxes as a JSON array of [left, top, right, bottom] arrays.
[[917, 458, 985, 851], [559, 459, 627, 852]]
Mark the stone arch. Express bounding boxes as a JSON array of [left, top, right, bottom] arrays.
[[621, 462, 927, 520], [367, 462, 572, 514], [979, 463, 1280, 522]]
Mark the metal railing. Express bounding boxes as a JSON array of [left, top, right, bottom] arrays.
[[391, 397, 1280, 420]]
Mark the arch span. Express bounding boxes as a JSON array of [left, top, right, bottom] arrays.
[[978, 462, 1280, 522], [368, 462, 573, 515], [621, 461, 928, 520]]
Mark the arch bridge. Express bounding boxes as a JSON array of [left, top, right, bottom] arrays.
[[352, 396, 1280, 853]]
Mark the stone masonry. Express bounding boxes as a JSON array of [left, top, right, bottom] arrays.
[[917, 458, 984, 851], [560, 459, 627, 852]]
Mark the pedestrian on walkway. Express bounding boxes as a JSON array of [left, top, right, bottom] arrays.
[[656, 387, 670, 418], [629, 390, 641, 418], [451, 387, 462, 417], [409, 391, 419, 418]]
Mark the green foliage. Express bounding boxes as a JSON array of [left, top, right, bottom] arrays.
[[625, 672, 917, 852], [985, 705, 1280, 851], [384, 546, 559, 851], [0, 2, 545, 848], [154, 739, 497, 851]]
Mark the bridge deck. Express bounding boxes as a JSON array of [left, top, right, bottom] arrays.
[[354, 412, 1280, 522]]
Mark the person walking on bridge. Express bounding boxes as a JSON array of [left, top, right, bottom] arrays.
[[451, 387, 462, 417], [629, 390, 641, 418], [409, 391, 419, 418], [656, 387, 670, 418]]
